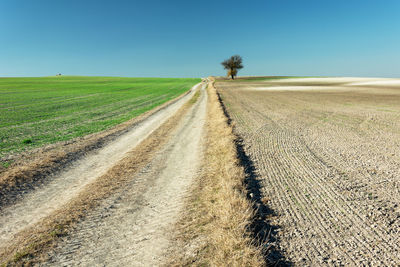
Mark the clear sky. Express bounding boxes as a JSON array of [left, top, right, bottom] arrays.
[[1, 0, 400, 78]]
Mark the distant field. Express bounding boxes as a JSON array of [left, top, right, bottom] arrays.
[[0, 76, 199, 159], [217, 76, 316, 82]]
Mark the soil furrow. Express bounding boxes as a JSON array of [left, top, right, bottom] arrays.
[[217, 78, 400, 266], [256, 111, 394, 264], [255, 133, 359, 264]]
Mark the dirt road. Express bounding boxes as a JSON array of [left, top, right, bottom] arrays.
[[43, 83, 207, 265], [0, 82, 206, 265], [217, 77, 400, 266]]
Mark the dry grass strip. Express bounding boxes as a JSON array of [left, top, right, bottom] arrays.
[[0, 89, 192, 208], [0, 88, 200, 266], [167, 79, 264, 266]]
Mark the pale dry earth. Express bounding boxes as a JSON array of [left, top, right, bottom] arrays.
[[217, 77, 400, 266], [0, 83, 201, 254], [43, 83, 207, 265]]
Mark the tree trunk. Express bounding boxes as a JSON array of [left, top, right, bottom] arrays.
[[231, 74, 234, 80]]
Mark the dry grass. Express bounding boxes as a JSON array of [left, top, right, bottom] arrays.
[[167, 79, 264, 266], [0, 90, 192, 208], [0, 88, 200, 266]]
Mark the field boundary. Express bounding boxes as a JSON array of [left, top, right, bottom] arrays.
[[0, 84, 202, 266], [214, 79, 290, 265], [166, 78, 265, 266], [0, 87, 194, 210]]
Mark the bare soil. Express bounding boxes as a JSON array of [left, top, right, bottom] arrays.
[[217, 77, 400, 266]]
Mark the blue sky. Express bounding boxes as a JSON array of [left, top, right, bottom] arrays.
[[1, 0, 400, 77]]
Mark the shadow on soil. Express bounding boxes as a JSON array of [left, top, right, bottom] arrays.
[[216, 89, 292, 266]]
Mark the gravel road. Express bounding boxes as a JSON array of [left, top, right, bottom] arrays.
[[43, 83, 207, 265]]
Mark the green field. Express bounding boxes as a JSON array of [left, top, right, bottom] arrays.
[[0, 76, 200, 158]]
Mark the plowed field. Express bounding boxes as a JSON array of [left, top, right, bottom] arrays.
[[217, 77, 400, 266]]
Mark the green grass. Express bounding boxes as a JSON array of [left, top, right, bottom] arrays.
[[0, 76, 200, 158]]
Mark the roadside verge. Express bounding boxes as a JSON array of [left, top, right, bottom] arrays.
[[167, 78, 264, 266]]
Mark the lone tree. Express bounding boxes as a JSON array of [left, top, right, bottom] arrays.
[[221, 55, 243, 80]]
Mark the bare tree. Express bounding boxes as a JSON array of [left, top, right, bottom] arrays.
[[221, 55, 243, 80]]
